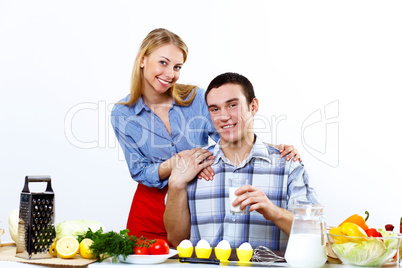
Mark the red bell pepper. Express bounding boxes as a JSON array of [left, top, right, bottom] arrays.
[[365, 228, 382, 237]]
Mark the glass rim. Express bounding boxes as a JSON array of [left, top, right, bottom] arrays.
[[327, 232, 402, 239]]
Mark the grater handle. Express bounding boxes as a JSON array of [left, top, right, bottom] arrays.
[[22, 175, 53, 193]]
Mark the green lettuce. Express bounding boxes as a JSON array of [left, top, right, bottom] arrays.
[[56, 220, 106, 239], [332, 239, 397, 267], [378, 228, 398, 249]]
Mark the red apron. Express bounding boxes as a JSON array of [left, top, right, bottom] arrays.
[[126, 183, 168, 241]]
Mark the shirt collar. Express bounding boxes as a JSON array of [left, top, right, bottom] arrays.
[[211, 134, 271, 168], [133, 95, 177, 115], [133, 86, 198, 115], [133, 96, 149, 115]]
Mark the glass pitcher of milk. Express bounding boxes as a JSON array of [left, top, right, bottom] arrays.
[[284, 201, 327, 268]]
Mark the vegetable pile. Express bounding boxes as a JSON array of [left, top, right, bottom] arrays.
[[77, 228, 170, 262], [78, 228, 137, 261], [7, 211, 171, 262], [328, 212, 400, 267]]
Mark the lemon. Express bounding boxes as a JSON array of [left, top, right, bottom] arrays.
[[79, 238, 94, 259], [56, 237, 79, 259], [49, 240, 58, 257]]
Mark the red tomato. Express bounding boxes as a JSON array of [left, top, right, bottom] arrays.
[[134, 245, 149, 255], [149, 239, 169, 255]]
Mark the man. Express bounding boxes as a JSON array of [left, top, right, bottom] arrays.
[[164, 72, 318, 250]]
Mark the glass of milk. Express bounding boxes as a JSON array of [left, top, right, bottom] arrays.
[[228, 177, 248, 215]]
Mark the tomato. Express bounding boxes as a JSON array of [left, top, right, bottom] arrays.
[[134, 245, 149, 255], [149, 239, 169, 255]]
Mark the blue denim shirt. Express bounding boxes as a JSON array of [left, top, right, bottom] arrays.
[[111, 88, 218, 189]]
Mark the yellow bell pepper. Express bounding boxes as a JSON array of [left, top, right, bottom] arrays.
[[329, 227, 349, 243], [339, 222, 368, 243], [329, 227, 344, 236], [340, 222, 368, 237]]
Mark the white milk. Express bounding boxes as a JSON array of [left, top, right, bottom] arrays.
[[229, 187, 244, 213], [285, 234, 327, 268]]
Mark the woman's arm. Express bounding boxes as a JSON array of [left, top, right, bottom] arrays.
[[112, 117, 168, 188], [114, 120, 213, 187], [158, 157, 175, 181], [164, 151, 214, 247]]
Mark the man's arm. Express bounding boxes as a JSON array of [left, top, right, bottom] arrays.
[[264, 205, 293, 236], [163, 149, 214, 247], [232, 185, 293, 236], [164, 174, 191, 247]]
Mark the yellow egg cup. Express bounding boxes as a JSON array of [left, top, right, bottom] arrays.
[[236, 248, 253, 262], [195, 247, 212, 258], [177, 246, 193, 258], [215, 247, 232, 261]]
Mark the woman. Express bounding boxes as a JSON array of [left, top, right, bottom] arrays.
[[111, 28, 301, 242]]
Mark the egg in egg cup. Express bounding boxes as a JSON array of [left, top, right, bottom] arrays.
[[195, 247, 212, 258], [177, 246, 193, 258], [215, 247, 232, 261], [236, 248, 254, 262]]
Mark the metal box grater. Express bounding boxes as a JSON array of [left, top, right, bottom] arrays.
[[16, 176, 56, 259]]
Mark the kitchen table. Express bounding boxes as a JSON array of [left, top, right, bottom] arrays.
[[0, 259, 347, 268], [2, 257, 401, 267], [0, 246, 399, 267], [91, 258, 344, 267], [0, 256, 399, 268]]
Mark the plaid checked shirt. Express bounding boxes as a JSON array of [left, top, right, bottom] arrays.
[[187, 135, 319, 250]]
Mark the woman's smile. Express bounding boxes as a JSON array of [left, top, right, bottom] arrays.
[[157, 77, 172, 86]]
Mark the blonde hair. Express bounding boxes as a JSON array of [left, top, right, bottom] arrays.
[[120, 28, 197, 107]]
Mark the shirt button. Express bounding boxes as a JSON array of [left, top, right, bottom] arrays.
[[171, 143, 174, 146]]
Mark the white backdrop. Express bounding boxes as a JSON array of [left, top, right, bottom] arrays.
[[1, 0, 401, 243]]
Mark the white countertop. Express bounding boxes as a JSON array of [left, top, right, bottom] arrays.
[[0, 245, 398, 268], [0, 259, 347, 268]]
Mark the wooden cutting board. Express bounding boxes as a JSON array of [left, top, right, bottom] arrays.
[[0, 246, 96, 267]]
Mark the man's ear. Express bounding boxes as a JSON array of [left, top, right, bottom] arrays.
[[250, 98, 259, 115]]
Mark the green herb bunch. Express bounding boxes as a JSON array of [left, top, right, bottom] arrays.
[[78, 228, 137, 262]]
